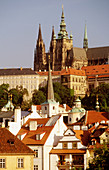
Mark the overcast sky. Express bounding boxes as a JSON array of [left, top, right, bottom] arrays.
[[0, 0, 109, 69]]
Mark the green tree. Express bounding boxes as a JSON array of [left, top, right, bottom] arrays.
[[88, 143, 109, 170], [0, 84, 9, 109], [39, 82, 74, 107], [9, 85, 28, 107], [81, 83, 109, 111], [32, 90, 46, 105]]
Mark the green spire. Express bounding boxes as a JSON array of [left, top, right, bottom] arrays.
[[83, 23, 88, 50], [58, 5, 68, 39], [84, 24, 87, 39], [47, 55, 54, 101]]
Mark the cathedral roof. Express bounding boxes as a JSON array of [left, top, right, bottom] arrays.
[[73, 47, 87, 61]]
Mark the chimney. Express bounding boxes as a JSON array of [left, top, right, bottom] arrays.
[[31, 105, 37, 113], [14, 107, 21, 124], [63, 104, 66, 110], [29, 121, 37, 131]]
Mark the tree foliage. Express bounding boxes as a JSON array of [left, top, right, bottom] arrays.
[[81, 83, 109, 111], [32, 82, 74, 107], [9, 85, 28, 107], [88, 143, 109, 170], [0, 84, 9, 109], [32, 89, 46, 105]]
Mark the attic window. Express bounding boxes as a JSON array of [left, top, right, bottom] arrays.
[[36, 134, 40, 140], [7, 139, 14, 145]]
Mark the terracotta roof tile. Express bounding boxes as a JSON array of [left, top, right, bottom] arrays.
[[61, 68, 86, 76], [86, 110, 109, 125], [21, 126, 53, 145], [82, 65, 109, 78], [37, 71, 61, 76], [74, 130, 90, 146], [0, 128, 34, 154]]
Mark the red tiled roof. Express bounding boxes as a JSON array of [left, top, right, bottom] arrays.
[[61, 68, 86, 76], [86, 110, 109, 125], [59, 104, 72, 111], [82, 65, 109, 78], [21, 126, 53, 145], [17, 118, 53, 145], [50, 149, 86, 154], [36, 105, 41, 110], [37, 68, 86, 76], [0, 128, 34, 154], [74, 130, 90, 146], [37, 71, 61, 76]]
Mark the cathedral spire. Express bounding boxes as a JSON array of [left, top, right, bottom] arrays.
[[58, 5, 68, 39], [47, 55, 54, 101], [51, 26, 54, 41], [83, 23, 88, 51], [38, 24, 42, 41]]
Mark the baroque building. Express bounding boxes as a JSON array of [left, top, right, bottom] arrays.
[[34, 7, 88, 72]]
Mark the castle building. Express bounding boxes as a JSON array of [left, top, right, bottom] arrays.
[[0, 68, 39, 99], [34, 7, 88, 72]]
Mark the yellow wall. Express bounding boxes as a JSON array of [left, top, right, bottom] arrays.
[[0, 154, 34, 170]]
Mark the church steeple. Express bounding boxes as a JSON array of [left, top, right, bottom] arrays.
[[47, 55, 54, 101], [83, 23, 88, 51], [58, 5, 68, 39], [38, 24, 42, 41]]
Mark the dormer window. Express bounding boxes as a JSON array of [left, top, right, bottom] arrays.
[[36, 134, 40, 140], [7, 139, 15, 145]]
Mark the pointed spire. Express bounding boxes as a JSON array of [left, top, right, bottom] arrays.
[[47, 55, 54, 101], [51, 26, 54, 41], [58, 5, 68, 39], [83, 23, 88, 50], [84, 23, 87, 39], [38, 24, 42, 41]]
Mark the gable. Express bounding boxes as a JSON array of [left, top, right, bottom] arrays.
[[64, 128, 75, 136]]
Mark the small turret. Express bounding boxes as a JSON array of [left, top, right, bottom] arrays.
[[83, 23, 88, 51]]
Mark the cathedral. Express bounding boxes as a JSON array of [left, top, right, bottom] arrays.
[[34, 7, 88, 72], [34, 7, 109, 72]]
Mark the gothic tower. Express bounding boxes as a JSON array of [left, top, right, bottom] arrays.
[[34, 24, 47, 71], [83, 23, 88, 51], [49, 6, 73, 71]]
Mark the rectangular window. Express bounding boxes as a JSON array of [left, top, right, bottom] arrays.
[[34, 165, 38, 170], [34, 150, 38, 157], [18, 158, 24, 168], [72, 142, 77, 149], [63, 142, 68, 149], [0, 159, 5, 168]]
